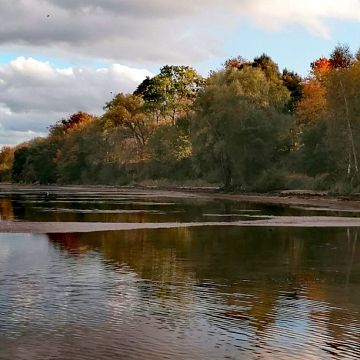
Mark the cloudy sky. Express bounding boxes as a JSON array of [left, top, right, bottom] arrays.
[[1, 0, 360, 146]]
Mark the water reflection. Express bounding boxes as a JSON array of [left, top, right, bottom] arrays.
[[1, 227, 359, 359], [0, 198, 14, 220], [44, 227, 360, 359], [2, 189, 360, 224]]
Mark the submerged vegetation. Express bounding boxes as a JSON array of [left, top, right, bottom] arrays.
[[3, 45, 360, 193]]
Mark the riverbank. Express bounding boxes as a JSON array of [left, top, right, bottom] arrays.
[[2, 216, 360, 233], [1, 184, 360, 232], [1, 183, 360, 211]]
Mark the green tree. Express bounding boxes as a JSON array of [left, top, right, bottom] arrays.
[[12, 139, 58, 184], [134, 65, 204, 125], [191, 66, 290, 189], [252, 53, 282, 80], [282, 69, 303, 113], [103, 94, 154, 160], [146, 117, 193, 179], [325, 61, 360, 180]]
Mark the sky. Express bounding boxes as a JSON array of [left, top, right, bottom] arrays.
[[1, 0, 360, 146]]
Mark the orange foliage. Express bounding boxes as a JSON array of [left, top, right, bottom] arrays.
[[296, 80, 327, 126], [50, 112, 95, 136], [310, 57, 332, 77]]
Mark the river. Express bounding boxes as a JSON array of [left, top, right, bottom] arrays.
[[0, 188, 359, 359]]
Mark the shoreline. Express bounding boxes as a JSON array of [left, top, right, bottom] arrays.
[[1, 183, 360, 211], [2, 216, 360, 234], [1, 184, 360, 233]]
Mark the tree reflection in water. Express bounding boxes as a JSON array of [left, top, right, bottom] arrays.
[[47, 226, 360, 358], [0, 198, 14, 220]]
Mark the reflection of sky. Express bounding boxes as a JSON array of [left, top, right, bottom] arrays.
[[0, 233, 141, 335], [264, 297, 328, 359]]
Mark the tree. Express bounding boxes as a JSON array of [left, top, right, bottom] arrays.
[[146, 119, 193, 179], [103, 93, 154, 160], [325, 62, 360, 179], [12, 146, 29, 182], [223, 56, 249, 70], [330, 44, 353, 69], [311, 57, 332, 79], [0, 146, 15, 181], [11, 138, 58, 184], [296, 80, 327, 127], [49, 112, 95, 136], [282, 69, 303, 113], [252, 53, 282, 80], [134, 65, 204, 125], [291, 120, 333, 177], [191, 66, 290, 189]]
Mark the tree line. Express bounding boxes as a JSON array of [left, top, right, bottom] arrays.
[[2, 45, 360, 193]]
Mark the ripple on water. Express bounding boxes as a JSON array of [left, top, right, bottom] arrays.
[[1, 224, 360, 359]]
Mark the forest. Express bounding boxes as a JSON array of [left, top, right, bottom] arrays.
[[1, 44, 360, 193]]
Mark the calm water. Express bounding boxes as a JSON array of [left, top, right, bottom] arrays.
[[0, 190, 360, 359]]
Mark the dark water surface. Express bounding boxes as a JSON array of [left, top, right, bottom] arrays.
[[1, 189, 360, 223], [1, 190, 360, 359]]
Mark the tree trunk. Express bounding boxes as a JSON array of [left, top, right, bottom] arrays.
[[340, 79, 359, 175], [220, 151, 232, 189]]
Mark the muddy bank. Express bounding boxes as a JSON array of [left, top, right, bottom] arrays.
[[2, 216, 360, 233], [1, 183, 360, 211], [0, 184, 201, 199], [198, 192, 360, 212]]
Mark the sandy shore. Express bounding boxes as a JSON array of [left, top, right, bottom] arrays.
[[2, 216, 360, 233]]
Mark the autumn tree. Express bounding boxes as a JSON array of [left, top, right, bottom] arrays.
[[191, 65, 291, 189], [223, 56, 249, 70], [134, 65, 204, 125], [102, 94, 154, 160], [296, 80, 327, 127], [252, 54, 282, 80], [330, 44, 353, 69], [49, 112, 95, 136], [0, 146, 15, 181]]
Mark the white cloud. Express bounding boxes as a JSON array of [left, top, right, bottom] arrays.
[[0, 57, 153, 146], [0, 0, 360, 66], [0, 0, 220, 65], [231, 0, 360, 38], [1, 1, 360, 146]]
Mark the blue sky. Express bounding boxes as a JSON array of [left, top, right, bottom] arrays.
[[1, 0, 360, 146]]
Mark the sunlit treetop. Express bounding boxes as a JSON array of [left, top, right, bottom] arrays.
[[49, 112, 96, 136], [223, 56, 250, 70], [329, 44, 353, 69], [310, 57, 332, 76], [311, 45, 355, 78]]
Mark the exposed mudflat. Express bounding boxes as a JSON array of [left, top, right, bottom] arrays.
[[2, 216, 360, 233], [204, 192, 360, 212], [1, 184, 360, 211], [2, 184, 360, 232]]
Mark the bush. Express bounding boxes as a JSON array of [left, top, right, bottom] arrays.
[[284, 173, 313, 190], [312, 173, 334, 191], [250, 168, 287, 192]]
